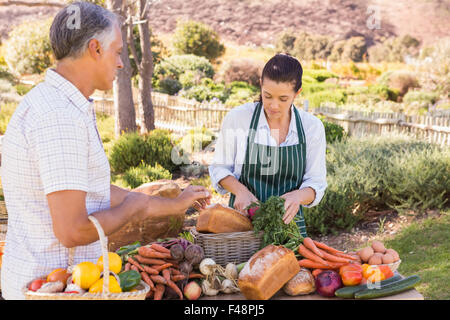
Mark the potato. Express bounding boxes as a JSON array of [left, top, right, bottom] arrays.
[[371, 240, 386, 253], [382, 253, 395, 264], [358, 247, 374, 262], [368, 254, 383, 265], [385, 249, 400, 262]]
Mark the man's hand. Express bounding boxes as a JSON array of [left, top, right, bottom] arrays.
[[176, 185, 212, 213]]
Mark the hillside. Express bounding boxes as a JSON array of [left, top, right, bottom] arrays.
[[0, 0, 449, 48]]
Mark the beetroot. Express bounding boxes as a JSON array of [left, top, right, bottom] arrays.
[[315, 270, 343, 297], [247, 206, 259, 221]]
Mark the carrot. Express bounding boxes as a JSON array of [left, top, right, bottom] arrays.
[[150, 274, 167, 285], [298, 244, 330, 266], [313, 240, 345, 255], [188, 273, 205, 279], [162, 268, 171, 283], [154, 284, 165, 300], [303, 237, 324, 258], [150, 243, 171, 255], [154, 263, 173, 272], [171, 274, 187, 282], [317, 248, 354, 264], [298, 259, 344, 269], [140, 272, 155, 290], [170, 268, 182, 275], [167, 279, 183, 300], [334, 251, 359, 261], [130, 265, 140, 272], [142, 265, 159, 275], [127, 257, 145, 272], [124, 262, 131, 272], [138, 246, 172, 259], [134, 255, 167, 265]]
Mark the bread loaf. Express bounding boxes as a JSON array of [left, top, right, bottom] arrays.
[[282, 268, 315, 296], [238, 245, 300, 300], [196, 204, 253, 233]]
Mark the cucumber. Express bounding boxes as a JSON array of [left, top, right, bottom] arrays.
[[335, 274, 403, 299], [354, 275, 421, 299]]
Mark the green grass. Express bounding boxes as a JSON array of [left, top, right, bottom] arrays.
[[383, 211, 450, 300]]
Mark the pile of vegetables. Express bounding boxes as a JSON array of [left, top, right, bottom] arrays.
[[117, 237, 206, 300], [198, 258, 240, 296]]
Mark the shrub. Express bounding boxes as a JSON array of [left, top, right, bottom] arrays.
[[157, 78, 182, 95], [319, 118, 345, 144], [172, 20, 225, 61], [302, 82, 339, 95], [176, 127, 217, 155], [180, 78, 229, 103], [304, 135, 449, 235], [368, 35, 421, 63], [145, 129, 178, 172], [368, 84, 399, 101], [123, 163, 172, 189], [274, 29, 297, 55], [293, 31, 334, 61], [303, 69, 339, 82], [378, 70, 420, 97], [403, 90, 440, 106], [340, 37, 368, 62], [3, 18, 54, 75], [154, 54, 214, 82], [109, 132, 150, 174], [306, 89, 347, 108], [219, 58, 263, 87]]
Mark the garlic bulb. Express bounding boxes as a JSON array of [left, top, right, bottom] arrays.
[[199, 258, 216, 276], [201, 279, 219, 296], [224, 263, 238, 280], [221, 279, 240, 294]]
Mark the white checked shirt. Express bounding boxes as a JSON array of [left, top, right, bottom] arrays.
[[0, 69, 111, 300], [209, 102, 327, 208]]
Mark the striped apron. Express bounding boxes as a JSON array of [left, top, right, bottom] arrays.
[[229, 102, 308, 237]]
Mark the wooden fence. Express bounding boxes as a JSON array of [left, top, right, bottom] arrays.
[[92, 92, 450, 146]]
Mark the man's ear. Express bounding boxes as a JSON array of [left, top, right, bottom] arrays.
[[87, 39, 102, 59]]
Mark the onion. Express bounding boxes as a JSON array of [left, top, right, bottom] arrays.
[[221, 279, 240, 294], [201, 279, 219, 296]]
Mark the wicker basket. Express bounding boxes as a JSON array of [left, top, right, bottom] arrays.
[[22, 215, 150, 300], [190, 227, 263, 267], [370, 259, 402, 273]]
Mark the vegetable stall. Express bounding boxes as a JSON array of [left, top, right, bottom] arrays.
[[21, 196, 423, 300]]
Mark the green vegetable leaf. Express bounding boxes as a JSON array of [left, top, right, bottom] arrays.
[[118, 270, 142, 292]]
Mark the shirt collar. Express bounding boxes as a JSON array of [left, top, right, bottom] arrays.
[[45, 68, 94, 115], [257, 104, 298, 134]]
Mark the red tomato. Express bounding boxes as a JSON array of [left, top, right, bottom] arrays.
[[28, 279, 47, 291], [378, 265, 394, 279], [341, 271, 363, 286], [339, 263, 363, 276]]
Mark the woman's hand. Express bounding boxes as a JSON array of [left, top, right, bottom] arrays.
[[234, 189, 259, 216], [280, 190, 302, 224]]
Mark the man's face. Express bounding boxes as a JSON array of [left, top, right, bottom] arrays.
[[95, 24, 123, 91]]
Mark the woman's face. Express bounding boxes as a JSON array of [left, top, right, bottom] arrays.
[[260, 77, 302, 121]]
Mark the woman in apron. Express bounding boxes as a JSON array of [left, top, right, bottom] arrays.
[[209, 53, 327, 237]]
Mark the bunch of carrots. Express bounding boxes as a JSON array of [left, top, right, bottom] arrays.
[[124, 243, 204, 300], [298, 237, 359, 270]]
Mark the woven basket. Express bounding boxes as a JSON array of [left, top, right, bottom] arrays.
[[22, 215, 150, 300], [190, 227, 263, 267], [370, 259, 402, 273]]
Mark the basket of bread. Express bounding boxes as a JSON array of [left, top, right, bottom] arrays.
[[190, 204, 262, 267]]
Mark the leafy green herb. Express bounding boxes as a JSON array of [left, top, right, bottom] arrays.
[[250, 196, 304, 251]]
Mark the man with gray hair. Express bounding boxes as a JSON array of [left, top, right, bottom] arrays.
[[0, 1, 211, 299]]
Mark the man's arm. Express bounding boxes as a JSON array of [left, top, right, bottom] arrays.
[[110, 184, 130, 208]]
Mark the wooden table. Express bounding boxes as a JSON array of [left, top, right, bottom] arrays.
[[201, 288, 424, 300]]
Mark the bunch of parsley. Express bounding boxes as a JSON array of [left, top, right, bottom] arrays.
[[249, 196, 304, 252]]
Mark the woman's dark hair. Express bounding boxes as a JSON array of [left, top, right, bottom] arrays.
[[258, 53, 303, 102]]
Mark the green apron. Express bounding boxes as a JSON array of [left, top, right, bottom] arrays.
[[229, 102, 308, 237]]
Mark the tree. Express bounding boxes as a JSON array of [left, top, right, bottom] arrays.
[[107, 0, 137, 135], [127, 0, 156, 133]]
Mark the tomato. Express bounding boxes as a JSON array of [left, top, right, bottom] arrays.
[[28, 279, 47, 291], [339, 264, 363, 276], [341, 270, 363, 286], [378, 265, 394, 279]]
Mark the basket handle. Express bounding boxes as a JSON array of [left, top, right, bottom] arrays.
[[67, 215, 112, 297]]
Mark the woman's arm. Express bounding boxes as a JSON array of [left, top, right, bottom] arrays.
[[219, 175, 258, 214]]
